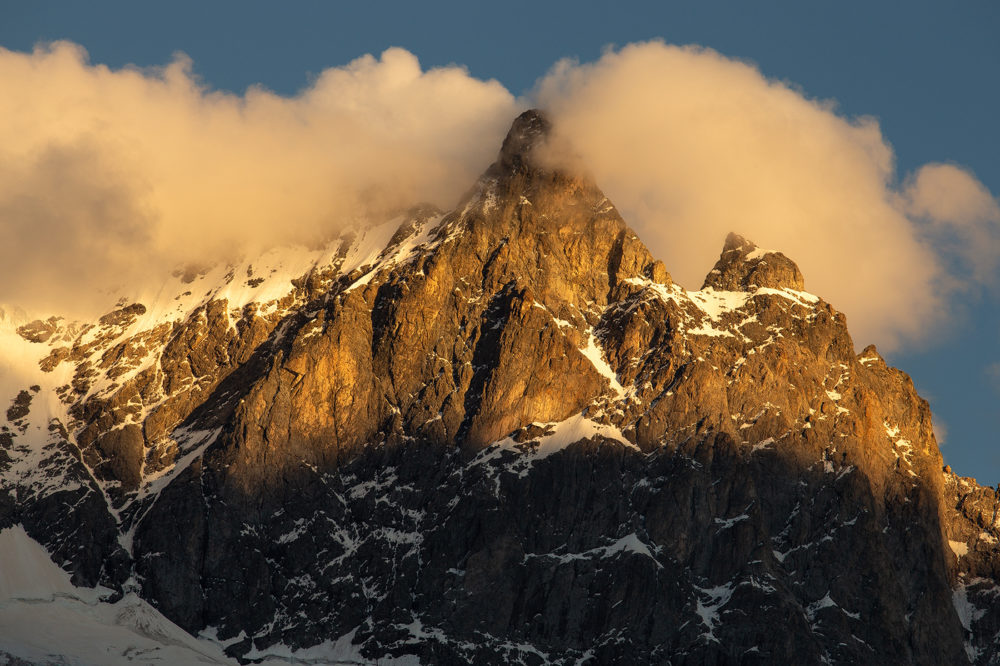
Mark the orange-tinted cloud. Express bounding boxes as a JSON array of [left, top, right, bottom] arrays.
[[535, 42, 1000, 351], [1, 40, 998, 354], [0, 42, 518, 318]]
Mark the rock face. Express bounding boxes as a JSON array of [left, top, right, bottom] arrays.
[[1, 109, 999, 664], [941, 471, 1000, 664], [702, 232, 806, 291]]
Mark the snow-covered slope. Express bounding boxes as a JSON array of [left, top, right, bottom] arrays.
[[0, 525, 235, 665]]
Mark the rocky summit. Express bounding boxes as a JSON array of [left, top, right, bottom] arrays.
[[2, 110, 1000, 665]]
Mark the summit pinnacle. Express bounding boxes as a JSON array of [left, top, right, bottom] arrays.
[[702, 231, 806, 291], [494, 109, 552, 173]]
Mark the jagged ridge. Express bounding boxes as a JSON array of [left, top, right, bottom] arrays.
[[1, 110, 997, 665]]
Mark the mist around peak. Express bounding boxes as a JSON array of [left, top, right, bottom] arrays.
[[1, 40, 997, 353]]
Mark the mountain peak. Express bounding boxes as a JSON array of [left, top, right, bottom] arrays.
[[721, 232, 757, 255], [5, 108, 990, 666], [496, 109, 552, 172], [702, 232, 805, 291]]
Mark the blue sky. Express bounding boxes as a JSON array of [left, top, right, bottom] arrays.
[[2, 1, 998, 482]]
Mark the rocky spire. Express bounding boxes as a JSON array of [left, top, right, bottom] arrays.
[[701, 232, 805, 291], [492, 109, 552, 174]]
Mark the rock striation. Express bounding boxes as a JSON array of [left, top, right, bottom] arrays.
[[2, 109, 999, 665]]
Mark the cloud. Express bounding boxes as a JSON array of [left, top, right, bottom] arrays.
[[0, 42, 519, 318], [534, 41, 1000, 351], [0, 139, 154, 312], [902, 163, 1000, 284], [933, 419, 948, 447], [1, 40, 997, 354], [987, 362, 1000, 394]]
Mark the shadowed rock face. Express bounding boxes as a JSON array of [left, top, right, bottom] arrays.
[[2, 110, 998, 664], [942, 471, 1000, 664]]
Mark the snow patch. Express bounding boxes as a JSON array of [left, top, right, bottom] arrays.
[[687, 323, 735, 338], [744, 247, 775, 261], [688, 288, 751, 320], [580, 330, 626, 399], [806, 593, 838, 620], [953, 585, 985, 662], [343, 216, 439, 293], [471, 412, 638, 485], [530, 533, 661, 567], [242, 626, 421, 664], [714, 514, 749, 529], [693, 583, 734, 641], [622, 279, 821, 337], [514, 412, 635, 459]]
